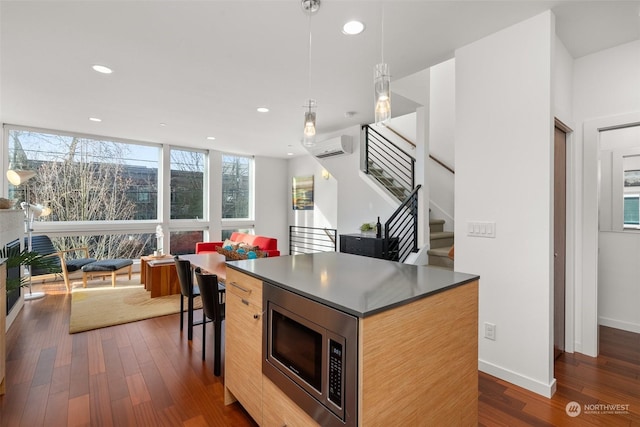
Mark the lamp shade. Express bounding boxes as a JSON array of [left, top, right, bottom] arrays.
[[302, 99, 317, 147], [22, 203, 51, 218], [7, 169, 36, 185], [374, 63, 391, 126]]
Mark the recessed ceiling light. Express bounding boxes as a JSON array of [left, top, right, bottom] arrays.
[[287, 152, 294, 156], [342, 20, 365, 35], [159, 123, 167, 127], [257, 107, 269, 113], [207, 136, 216, 141], [92, 64, 113, 74], [89, 117, 102, 122]]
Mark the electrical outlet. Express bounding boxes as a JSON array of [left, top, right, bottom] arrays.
[[484, 322, 496, 340]]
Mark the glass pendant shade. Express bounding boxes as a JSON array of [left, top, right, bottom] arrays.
[[374, 63, 391, 126], [303, 99, 317, 147]]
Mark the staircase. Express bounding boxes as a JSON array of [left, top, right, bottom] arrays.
[[427, 219, 454, 269], [367, 160, 410, 202], [362, 124, 455, 267]]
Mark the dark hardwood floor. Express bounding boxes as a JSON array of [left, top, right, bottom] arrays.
[[1, 278, 639, 426]]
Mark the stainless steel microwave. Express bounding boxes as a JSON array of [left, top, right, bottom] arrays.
[[263, 281, 358, 427]]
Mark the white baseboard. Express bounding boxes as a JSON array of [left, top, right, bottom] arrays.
[[599, 316, 640, 334], [479, 359, 557, 398], [573, 342, 582, 354]]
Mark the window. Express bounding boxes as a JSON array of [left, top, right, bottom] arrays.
[[170, 149, 205, 219], [7, 128, 159, 221], [52, 233, 155, 261], [221, 228, 253, 241], [170, 230, 204, 255], [222, 154, 252, 219], [3, 125, 254, 259], [624, 194, 640, 227]]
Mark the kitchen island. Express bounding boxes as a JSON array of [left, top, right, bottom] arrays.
[[224, 252, 479, 426]]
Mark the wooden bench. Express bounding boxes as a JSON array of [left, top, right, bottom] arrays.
[[81, 259, 133, 288]]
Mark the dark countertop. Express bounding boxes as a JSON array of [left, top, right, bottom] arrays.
[[226, 252, 479, 317]]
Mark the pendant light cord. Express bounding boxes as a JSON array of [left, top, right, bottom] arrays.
[[307, 9, 312, 102], [380, 6, 384, 64]]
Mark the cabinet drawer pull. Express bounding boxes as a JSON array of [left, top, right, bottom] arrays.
[[253, 314, 260, 319], [229, 282, 252, 294], [242, 299, 249, 306]]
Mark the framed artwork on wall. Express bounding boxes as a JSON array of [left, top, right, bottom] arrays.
[[292, 175, 314, 210]]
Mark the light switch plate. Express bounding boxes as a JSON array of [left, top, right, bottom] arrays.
[[467, 221, 496, 238]]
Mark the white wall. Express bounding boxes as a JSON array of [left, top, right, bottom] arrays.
[[599, 232, 640, 333], [288, 126, 398, 245], [573, 39, 640, 355], [553, 35, 576, 353], [455, 11, 556, 397], [288, 153, 338, 231], [428, 59, 456, 230], [553, 37, 573, 127], [595, 125, 640, 334], [254, 156, 289, 254], [378, 61, 457, 234]]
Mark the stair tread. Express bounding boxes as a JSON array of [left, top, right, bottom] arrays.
[[430, 231, 454, 240], [427, 247, 452, 256], [429, 219, 445, 225], [427, 248, 454, 270]]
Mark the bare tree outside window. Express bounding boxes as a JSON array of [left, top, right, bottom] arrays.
[[170, 149, 204, 219], [7, 130, 159, 259], [222, 155, 251, 219]]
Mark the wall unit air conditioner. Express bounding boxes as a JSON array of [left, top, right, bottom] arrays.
[[309, 135, 353, 158]]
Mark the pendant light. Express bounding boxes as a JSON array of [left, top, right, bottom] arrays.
[[374, 6, 391, 126], [303, 99, 317, 147], [302, 0, 320, 147]]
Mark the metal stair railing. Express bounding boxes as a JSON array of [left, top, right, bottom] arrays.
[[289, 226, 337, 255], [363, 125, 415, 202], [384, 185, 421, 263]]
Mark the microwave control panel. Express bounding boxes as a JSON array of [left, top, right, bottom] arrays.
[[328, 339, 343, 407]]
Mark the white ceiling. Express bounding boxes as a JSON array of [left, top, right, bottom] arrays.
[[1, 1, 639, 158]]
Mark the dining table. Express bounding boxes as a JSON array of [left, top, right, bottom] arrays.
[[180, 253, 227, 284]]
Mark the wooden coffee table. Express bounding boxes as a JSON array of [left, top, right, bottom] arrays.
[[140, 255, 180, 298]]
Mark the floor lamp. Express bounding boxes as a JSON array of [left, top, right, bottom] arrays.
[[6, 169, 47, 301]]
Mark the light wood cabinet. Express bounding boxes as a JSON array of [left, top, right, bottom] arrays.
[[224, 268, 264, 424], [359, 280, 478, 426], [225, 263, 478, 427], [1, 262, 6, 395], [262, 376, 319, 427]]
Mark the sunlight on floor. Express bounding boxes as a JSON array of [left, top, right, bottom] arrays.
[[28, 272, 143, 296]]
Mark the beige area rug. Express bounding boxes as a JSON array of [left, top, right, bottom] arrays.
[[69, 281, 197, 334]]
